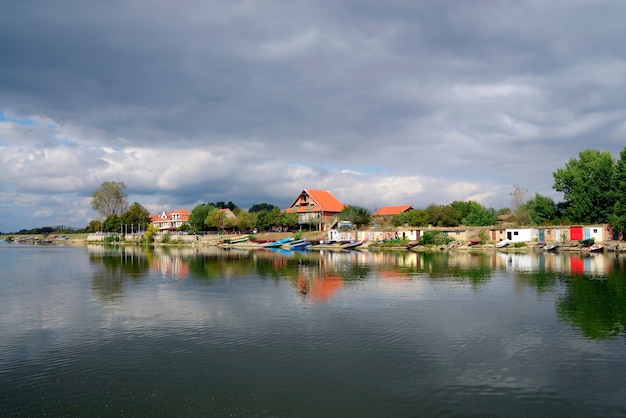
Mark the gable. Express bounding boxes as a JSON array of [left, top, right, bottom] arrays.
[[285, 189, 344, 213]]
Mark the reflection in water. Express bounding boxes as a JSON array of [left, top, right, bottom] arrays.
[[89, 245, 152, 301], [6, 243, 626, 416], [85, 246, 626, 338], [556, 256, 626, 340]]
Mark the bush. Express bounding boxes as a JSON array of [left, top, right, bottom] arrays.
[[418, 231, 453, 246], [161, 232, 171, 244], [104, 235, 120, 243]]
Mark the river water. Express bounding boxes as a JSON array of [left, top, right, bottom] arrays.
[[1, 242, 626, 417]]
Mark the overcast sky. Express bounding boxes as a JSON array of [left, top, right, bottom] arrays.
[[2, 0, 626, 231]]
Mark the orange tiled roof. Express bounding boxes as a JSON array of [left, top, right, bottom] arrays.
[[171, 208, 190, 214], [285, 189, 345, 213], [150, 208, 190, 222], [372, 205, 413, 216]]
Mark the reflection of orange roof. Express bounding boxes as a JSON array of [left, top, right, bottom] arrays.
[[309, 275, 343, 303], [285, 189, 344, 213], [380, 270, 410, 282], [372, 205, 413, 216]]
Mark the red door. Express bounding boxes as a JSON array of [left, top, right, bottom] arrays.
[[570, 226, 583, 241]]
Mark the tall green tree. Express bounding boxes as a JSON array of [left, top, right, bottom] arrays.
[[425, 204, 459, 227], [525, 193, 557, 225], [609, 146, 626, 234], [189, 203, 215, 231], [91, 181, 129, 218], [120, 202, 151, 231], [553, 149, 616, 223], [450, 201, 473, 224], [462, 202, 496, 226]]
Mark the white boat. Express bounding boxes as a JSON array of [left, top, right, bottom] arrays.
[[495, 240, 510, 248]]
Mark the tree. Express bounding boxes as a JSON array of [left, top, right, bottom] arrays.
[[553, 149, 616, 224], [91, 181, 129, 219], [189, 203, 215, 231], [279, 212, 298, 230], [609, 146, 626, 236], [236, 211, 256, 232], [450, 201, 474, 224], [525, 193, 557, 225], [120, 202, 151, 231], [392, 209, 429, 227], [210, 201, 238, 211], [340, 205, 371, 229], [463, 202, 496, 226], [87, 220, 103, 233], [205, 208, 227, 233], [102, 214, 121, 232], [510, 185, 529, 225], [249, 203, 279, 213], [425, 204, 459, 227]]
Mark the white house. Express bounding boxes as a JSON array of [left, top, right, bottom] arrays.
[[505, 228, 538, 243]]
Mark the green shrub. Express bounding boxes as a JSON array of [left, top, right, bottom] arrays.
[[418, 231, 453, 246], [104, 235, 120, 243], [161, 232, 171, 244]]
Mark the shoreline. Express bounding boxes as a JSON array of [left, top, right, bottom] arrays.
[[2, 233, 623, 254]]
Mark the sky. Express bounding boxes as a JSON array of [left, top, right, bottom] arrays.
[[2, 0, 626, 232]]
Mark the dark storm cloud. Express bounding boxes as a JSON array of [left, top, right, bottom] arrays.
[[1, 0, 626, 230]]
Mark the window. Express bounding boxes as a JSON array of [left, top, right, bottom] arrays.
[[514, 231, 519, 236]]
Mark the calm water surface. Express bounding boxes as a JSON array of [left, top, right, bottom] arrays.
[[2, 242, 626, 417]]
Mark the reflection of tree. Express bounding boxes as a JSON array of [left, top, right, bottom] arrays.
[[515, 270, 559, 294], [417, 252, 493, 286], [187, 251, 258, 280], [557, 263, 626, 339], [89, 246, 151, 301]]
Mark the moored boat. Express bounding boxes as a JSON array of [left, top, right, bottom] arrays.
[[341, 240, 364, 249], [264, 237, 294, 248], [289, 239, 311, 249], [225, 236, 250, 244], [588, 245, 604, 253]]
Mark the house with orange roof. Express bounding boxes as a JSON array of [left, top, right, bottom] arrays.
[[372, 205, 413, 221], [150, 208, 191, 231], [284, 189, 345, 231]]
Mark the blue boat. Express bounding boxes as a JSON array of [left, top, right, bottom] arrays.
[[264, 237, 294, 248], [290, 240, 311, 249]]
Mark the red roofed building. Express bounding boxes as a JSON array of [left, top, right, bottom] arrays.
[[150, 208, 191, 231], [284, 189, 345, 231], [372, 205, 413, 219]]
